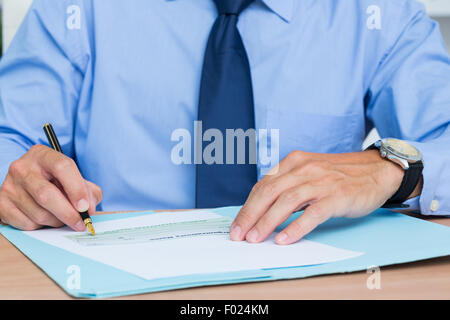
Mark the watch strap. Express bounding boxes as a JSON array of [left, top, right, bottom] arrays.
[[366, 143, 423, 208], [385, 161, 423, 206]]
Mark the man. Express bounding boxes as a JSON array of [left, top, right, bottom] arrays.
[[0, 0, 449, 246]]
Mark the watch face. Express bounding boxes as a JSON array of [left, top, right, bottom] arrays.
[[381, 138, 422, 162]]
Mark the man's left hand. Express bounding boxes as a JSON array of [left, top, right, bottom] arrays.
[[230, 150, 415, 245]]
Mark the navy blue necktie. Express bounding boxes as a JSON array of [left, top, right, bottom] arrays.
[[196, 0, 257, 208]]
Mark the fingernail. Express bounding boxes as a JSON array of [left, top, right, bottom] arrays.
[[275, 232, 288, 244], [77, 199, 89, 212], [230, 224, 241, 240], [247, 228, 259, 243], [75, 220, 86, 232]]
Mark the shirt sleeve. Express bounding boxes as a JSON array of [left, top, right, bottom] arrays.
[[0, 0, 91, 184], [365, 3, 450, 216]]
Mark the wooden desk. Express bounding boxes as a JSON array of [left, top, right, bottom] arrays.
[[0, 211, 449, 300]]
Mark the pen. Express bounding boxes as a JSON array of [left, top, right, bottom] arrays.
[[43, 123, 96, 236]]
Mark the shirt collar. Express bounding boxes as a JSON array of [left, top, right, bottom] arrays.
[[165, 0, 295, 23], [262, 0, 295, 22]]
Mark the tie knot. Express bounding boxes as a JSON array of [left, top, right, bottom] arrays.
[[213, 0, 254, 16]]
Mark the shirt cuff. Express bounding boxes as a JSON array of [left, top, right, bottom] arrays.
[[407, 139, 450, 216], [403, 196, 420, 212]]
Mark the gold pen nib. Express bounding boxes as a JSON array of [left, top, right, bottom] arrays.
[[86, 222, 95, 236], [83, 218, 95, 236]]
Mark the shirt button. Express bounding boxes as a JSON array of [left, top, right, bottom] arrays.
[[430, 200, 439, 212]]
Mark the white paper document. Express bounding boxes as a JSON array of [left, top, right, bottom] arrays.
[[25, 211, 363, 280]]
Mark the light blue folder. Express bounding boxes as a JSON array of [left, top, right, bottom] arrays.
[[1, 206, 449, 298]]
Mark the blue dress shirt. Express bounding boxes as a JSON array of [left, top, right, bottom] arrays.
[[0, 0, 449, 215]]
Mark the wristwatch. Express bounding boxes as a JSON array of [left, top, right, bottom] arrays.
[[367, 138, 423, 208]]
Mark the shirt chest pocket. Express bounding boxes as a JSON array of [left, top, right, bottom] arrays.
[[264, 106, 362, 160]]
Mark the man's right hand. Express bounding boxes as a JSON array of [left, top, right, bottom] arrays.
[[0, 145, 103, 231]]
